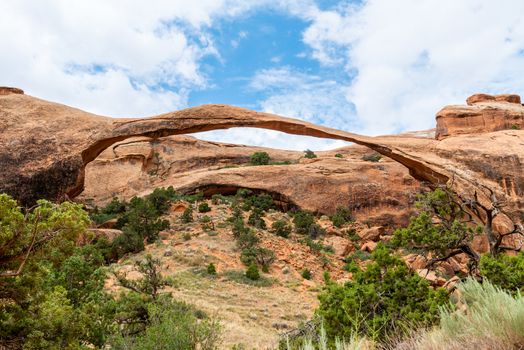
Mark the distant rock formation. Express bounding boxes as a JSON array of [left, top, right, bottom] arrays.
[[436, 93, 524, 139], [0, 90, 522, 239]]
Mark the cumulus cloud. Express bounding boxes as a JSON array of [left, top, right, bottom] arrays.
[[302, 0, 524, 134], [0, 0, 260, 116], [196, 66, 354, 150]]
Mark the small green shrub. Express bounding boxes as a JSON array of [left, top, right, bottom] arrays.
[[511, 124, 521, 130], [245, 264, 260, 280], [272, 219, 292, 238], [236, 230, 259, 250], [346, 228, 360, 242], [197, 202, 211, 213], [183, 232, 192, 241], [308, 223, 326, 239], [362, 153, 382, 162], [334, 153, 344, 158], [250, 151, 271, 165], [301, 269, 312, 280], [181, 207, 193, 223], [304, 149, 317, 159], [330, 207, 352, 228], [240, 247, 275, 269], [293, 211, 316, 234], [247, 208, 266, 229], [207, 263, 217, 275]]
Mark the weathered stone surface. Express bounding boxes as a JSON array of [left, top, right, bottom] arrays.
[[437, 94, 524, 139], [78, 136, 422, 224], [0, 86, 24, 95], [1, 91, 523, 237]]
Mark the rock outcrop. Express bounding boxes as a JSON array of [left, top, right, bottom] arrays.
[[79, 136, 422, 227], [1, 90, 523, 237], [436, 93, 524, 139]]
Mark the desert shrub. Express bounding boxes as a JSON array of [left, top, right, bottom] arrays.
[[250, 151, 270, 165], [118, 196, 170, 243], [293, 211, 316, 234], [146, 186, 179, 214], [272, 219, 292, 238], [334, 153, 344, 158], [236, 188, 253, 199], [181, 207, 194, 223], [248, 208, 266, 229], [402, 279, 524, 350], [206, 263, 217, 276], [304, 149, 317, 159], [301, 269, 312, 280], [392, 188, 480, 270], [245, 264, 260, 280], [317, 245, 448, 342], [479, 252, 524, 293], [361, 153, 382, 162], [308, 223, 326, 239], [111, 300, 221, 350], [240, 247, 275, 269], [91, 197, 127, 224], [182, 192, 204, 203], [231, 217, 249, 238], [198, 202, 211, 213], [346, 228, 360, 242], [244, 193, 274, 211], [200, 215, 211, 223], [235, 230, 259, 250], [330, 207, 352, 228], [211, 194, 230, 205]]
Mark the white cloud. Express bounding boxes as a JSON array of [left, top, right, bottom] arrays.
[[0, 0, 263, 116], [301, 0, 524, 135], [196, 66, 354, 150]]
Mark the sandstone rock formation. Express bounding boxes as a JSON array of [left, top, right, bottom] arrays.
[[78, 135, 422, 227], [1, 90, 523, 241], [436, 93, 524, 139]]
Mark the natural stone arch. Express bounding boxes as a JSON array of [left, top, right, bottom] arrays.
[[1, 91, 522, 235]]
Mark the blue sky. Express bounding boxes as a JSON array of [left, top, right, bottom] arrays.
[[1, 1, 524, 150]]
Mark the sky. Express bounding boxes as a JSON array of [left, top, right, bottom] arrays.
[[2, 0, 524, 150]]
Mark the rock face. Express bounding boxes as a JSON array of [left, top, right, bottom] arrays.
[[1, 91, 523, 236], [78, 135, 422, 227], [436, 93, 524, 139]]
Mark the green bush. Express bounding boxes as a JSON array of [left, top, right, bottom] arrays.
[[118, 196, 170, 243], [245, 264, 260, 280], [293, 211, 316, 234], [240, 247, 275, 269], [181, 207, 193, 223], [301, 269, 312, 280], [330, 207, 352, 228], [479, 253, 524, 293], [250, 151, 270, 165], [235, 230, 259, 250], [334, 153, 344, 158], [308, 223, 326, 239], [361, 153, 382, 162], [272, 219, 292, 238], [110, 300, 221, 350], [317, 245, 448, 341], [198, 202, 211, 213], [244, 193, 274, 211], [247, 208, 266, 229], [206, 263, 217, 276], [304, 149, 317, 159]]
